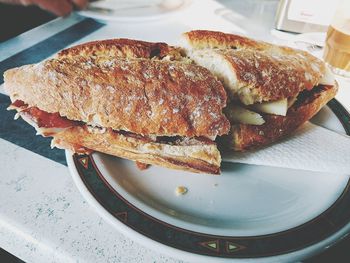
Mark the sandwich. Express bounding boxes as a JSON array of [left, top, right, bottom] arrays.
[[4, 32, 338, 175], [181, 30, 338, 151], [4, 39, 230, 174]]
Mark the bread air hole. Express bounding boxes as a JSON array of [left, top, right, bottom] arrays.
[[149, 48, 161, 58]]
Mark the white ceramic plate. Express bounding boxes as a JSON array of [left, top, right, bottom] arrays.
[[67, 99, 350, 262], [78, 0, 192, 22]]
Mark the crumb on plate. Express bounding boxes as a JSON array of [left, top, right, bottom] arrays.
[[175, 186, 188, 196], [136, 161, 150, 170]]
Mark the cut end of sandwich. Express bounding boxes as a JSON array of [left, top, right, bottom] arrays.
[[8, 99, 223, 175], [219, 83, 338, 151]]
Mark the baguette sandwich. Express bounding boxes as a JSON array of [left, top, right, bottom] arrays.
[[4, 39, 230, 174], [181, 30, 338, 151], [4, 32, 338, 174]]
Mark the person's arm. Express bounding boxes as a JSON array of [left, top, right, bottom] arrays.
[[0, 0, 88, 16]]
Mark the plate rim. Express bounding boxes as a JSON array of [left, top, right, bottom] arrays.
[[77, 0, 193, 23], [67, 99, 350, 262]]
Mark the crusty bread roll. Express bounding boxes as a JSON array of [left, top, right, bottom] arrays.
[[220, 84, 338, 151], [181, 30, 325, 105], [181, 30, 337, 151], [4, 38, 230, 174]]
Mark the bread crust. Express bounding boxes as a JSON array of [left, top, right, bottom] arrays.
[[220, 83, 338, 151], [58, 38, 181, 60], [182, 30, 268, 50], [52, 125, 221, 174], [183, 30, 325, 104], [4, 40, 230, 138]]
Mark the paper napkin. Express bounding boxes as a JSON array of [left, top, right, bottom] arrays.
[[223, 122, 350, 175]]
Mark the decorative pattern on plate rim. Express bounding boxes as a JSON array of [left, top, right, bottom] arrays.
[[73, 99, 350, 258]]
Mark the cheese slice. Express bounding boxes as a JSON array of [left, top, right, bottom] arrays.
[[319, 65, 335, 86], [225, 105, 265, 125], [252, 98, 288, 116]]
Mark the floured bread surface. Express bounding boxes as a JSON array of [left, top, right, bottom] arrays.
[[58, 38, 183, 61], [182, 30, 326, 105], [4, 40, 230, 139], [181, 30, 269, 50]]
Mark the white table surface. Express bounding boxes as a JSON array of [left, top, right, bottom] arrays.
[[1, 1, 350, 262]]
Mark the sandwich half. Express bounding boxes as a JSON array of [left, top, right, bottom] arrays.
[[181, 30, 338, 151], [4, 39, 230, 174]]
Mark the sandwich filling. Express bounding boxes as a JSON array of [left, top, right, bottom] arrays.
[[9, 100, 221, 173], [10, 100, 215, 145]]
